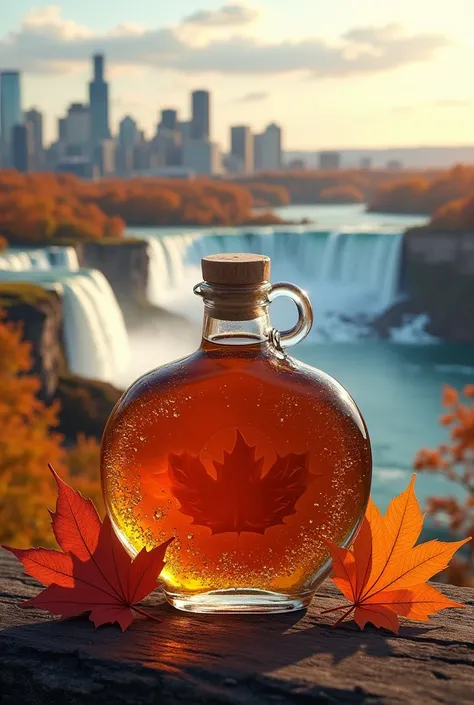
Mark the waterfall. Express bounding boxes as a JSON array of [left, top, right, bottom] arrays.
[[143, 228, 406, 341], [0, 245, 80, 272], [0, 247, 130, 383], [46, 246, 80, 271]]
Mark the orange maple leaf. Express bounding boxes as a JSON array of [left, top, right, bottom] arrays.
[[169, 429, 310, 535], [323, 475, 470, 634], [4, 467, 172, 631]]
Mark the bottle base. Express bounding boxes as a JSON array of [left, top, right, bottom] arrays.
[[164, 588, 314, 614]]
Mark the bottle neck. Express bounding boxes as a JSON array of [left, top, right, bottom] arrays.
[[197, 281, 272, 346], [202, 310, 271, 345]]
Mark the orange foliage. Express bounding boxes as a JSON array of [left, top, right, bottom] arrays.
[[66, 434, 104, 517], [430, 193, 474, 231], [0, 171, 125, 243], [414, 384, 474, 585], [0, 170, 278, 243], [237, 169, 441, 205], [324, 478, 468, 633], [369, 164, 474, 218], [0, 310, 102, 547], [243, 182, 290, 208], [319, 185, 364, 204]]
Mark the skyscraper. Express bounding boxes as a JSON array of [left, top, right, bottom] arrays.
[[0, 71, 22, 167], [254, 123, 282, 171], [64, 103, 91, 156], [230, 125, 254, 173], [119, 116, 138, 150], [182, 138, 222, 175], [191, 90, 210, 140], [24, 108, 44, 171], [117, 115, 138, 176], [161, 109, 178, 132], [58, 117, 67, 143], [12, 124, 32, 172], [89, 54, 110, 151]]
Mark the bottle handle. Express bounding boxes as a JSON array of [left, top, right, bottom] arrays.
[[268, 282, 313, 349]]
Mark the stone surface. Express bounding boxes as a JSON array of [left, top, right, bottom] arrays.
[[75, 240, 150, 309], [394, 229, 474, 343], [56, 374, 122, 441], [0, 550, 472, 705], [0, 284, 63, 401]]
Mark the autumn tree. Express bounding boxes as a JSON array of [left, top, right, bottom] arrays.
[[319, 185, 364, 204], [414, 384, 474, 586], [369, 164, 474, 216], [0, 311, 65, 545], [0, 311, 102, 547], [243, 183, 290, 207], [430, 194, 474, 231]]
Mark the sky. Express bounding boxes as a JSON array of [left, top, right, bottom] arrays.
[[1, 1, 474, 150]]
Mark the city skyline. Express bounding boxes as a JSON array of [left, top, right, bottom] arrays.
[[1, 1, 474, 149], [0, 54, 284, 176]]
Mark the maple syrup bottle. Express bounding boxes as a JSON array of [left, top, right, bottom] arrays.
[[101, 254, 372, 613]]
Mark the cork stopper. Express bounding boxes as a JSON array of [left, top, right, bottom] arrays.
[[201, 253, 270, 286]]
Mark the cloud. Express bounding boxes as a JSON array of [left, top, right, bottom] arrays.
[[167, 29, 448, 77], [183, 3, 260, 27], [237, 91, 268, 102], [0, 6, 181, 74], [0, 7, 449, 80]]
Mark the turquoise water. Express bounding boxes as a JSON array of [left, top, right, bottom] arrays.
[[296, 341, 473, 511], [274, 203, 427, 230]]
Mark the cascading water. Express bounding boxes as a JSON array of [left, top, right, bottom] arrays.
[[0, 246, 130, 383], [143, 228, 407, 341]]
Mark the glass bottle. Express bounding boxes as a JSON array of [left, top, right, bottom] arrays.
[[101, 253, 372, 613]]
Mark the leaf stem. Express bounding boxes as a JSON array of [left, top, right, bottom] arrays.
[[131, 605, 162, 624], [320, 604, 352, 615], [332, 605, 355, 628]]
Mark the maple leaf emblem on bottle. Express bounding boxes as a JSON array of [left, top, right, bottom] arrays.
[[168, 429, 310, 535]]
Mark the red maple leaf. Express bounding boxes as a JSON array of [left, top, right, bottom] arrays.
[[169, 429, 310, 534], [4, 466, 172, 631]]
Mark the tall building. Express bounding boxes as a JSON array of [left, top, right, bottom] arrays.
[[58, 117, 67, 142], [94, 139, 116, 177], [132, 136, 152, 173], [182, 138, 221, 175], [178, 121, 192, 140], [117, 116, 138, 176], [0, 71, 22, 167], [24, 108, 44, 171], [64, 103, 91, 156], [161, 109, 178, 131], [89, 54, 110, 151], [12, 124, 32, 172], [152, 131, 182, 167], [318, 151, 340, 170], [230, 125, 254, 173], [118, 116, 138, 149], [191, 90, 210, 140], [254, 123, 282, 171]]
